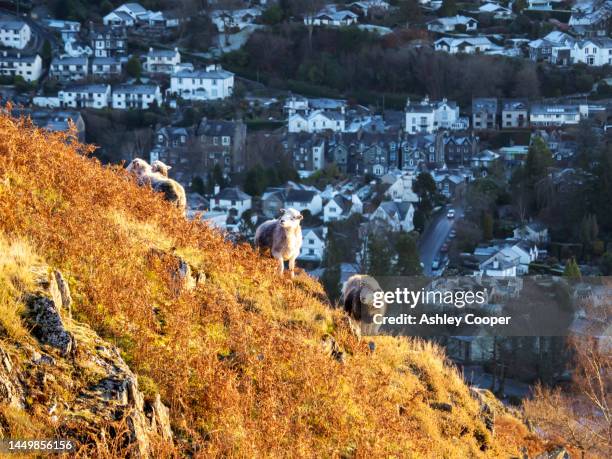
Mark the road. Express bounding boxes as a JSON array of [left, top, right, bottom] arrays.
[[418, 205, 463, 276]]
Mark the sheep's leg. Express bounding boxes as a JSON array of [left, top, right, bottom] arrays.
[[288, 257, 296, 279], [276, 256, 284, 276]]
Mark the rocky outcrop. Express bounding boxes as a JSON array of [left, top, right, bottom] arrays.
[[0, 268, 173, 457], [146, 248, 204, 295]]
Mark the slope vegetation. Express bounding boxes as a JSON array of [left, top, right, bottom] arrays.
[[0, 114, 542, 457]]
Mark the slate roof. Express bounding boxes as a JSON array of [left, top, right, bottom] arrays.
[[214, 187, 251, 201]]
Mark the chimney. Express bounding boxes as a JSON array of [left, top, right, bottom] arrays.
[[214, 184, 220, 195]]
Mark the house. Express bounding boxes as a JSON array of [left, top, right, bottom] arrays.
[[0, 19, 31, 50], [477, 3, 513, 19], [284, 96, 347, 116], [513, 221, 549, 243], [283, 189, 323, 216], [12, 108, 86, 141], [404, 96, 461, 133], [112, 84, 162, 110], [299, 227, 326, 262], [113, 3, 152, 22], [475, 252, 519, 277], [288, 110, 345, 133], [146, 11, 181, 29], [284, 134, 326, 178], [571, 38, 612, 66], [50, 56, 88, 81], [569, 0, 612, 37], [528, 31, 575, 61], [212, 187, 252, 215], [323, 194, 361, 222], [304, 7, 359, 27], [349, 1, 390, 15], [427, 15, 478, 32], [501, 99, 529, 128], [169, 64, 234, 101], [58, 84, 111, 109], [149, 126, 198, 186], [434, 173, 466, 198], [92, 56, 122, 78], [370, 201, 415, 232], [529, 104, 585, 126], [211, 8, 262, 32], [89, 26, 127, 57], [472, 98, 498, 130], [474, 240, 539, 275], [383, 173, 419, 202], [443, 134, 480, 165], [527, 0, 560, 10], [41, 19, 80, 42], [470, 150, 500, 172], [145, 48, 180, 74], [0, 52, 42, 82], [103, 10, 136, 28], [434, 37, 497, 54], [197, 118, 247, 178]]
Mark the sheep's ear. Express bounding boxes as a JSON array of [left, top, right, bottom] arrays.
[[297, 214, 303, 220], [279, 208, 286, 214], [166, 165, 172, 170]]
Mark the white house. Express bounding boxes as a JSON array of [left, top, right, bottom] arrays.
[[103, 10, 136, 27], [384, 173, 419, 202], [284, 189, 323, 216], [529, 104, 585, 126], [571, 38, 612, 66], [405, 96, 461, 133], [477, 254, 518, 277], [50, 56, 88, 81], [477, 3, 513, 19], [323, 194, 362, 223], [434, 36, 497, 54], [304, 9, 359, 27], [145, 48, 180, 74], [59, 84, 111, 109], [0, 52, 42, 82], [427, 15, 478, 32], [169, 64, 234, 101], [112, 84, 162, 110], [113, 3, 151, 22], [370, 201, 415, 232], [212, 187, 252, 215], [299, 227, 326, 262], [92, 56, 122, 78], [211, 8, 262, 32], [288, 110, 345, 133], [474, 240, 539, 275], [0, 19, 31, 50]]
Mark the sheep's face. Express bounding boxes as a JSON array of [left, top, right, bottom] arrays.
[[152, 160, 171, 177], [278, 208, 303, 230], [127, 158, 151, 176]]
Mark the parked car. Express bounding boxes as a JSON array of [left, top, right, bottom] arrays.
[[447, 209, 455, 218], [449, 229, 456, 239], [432, 259, 440, 270], [440, 243, 449, 253]]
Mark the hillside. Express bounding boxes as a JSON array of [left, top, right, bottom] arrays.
[[0, 113, 545, 457]]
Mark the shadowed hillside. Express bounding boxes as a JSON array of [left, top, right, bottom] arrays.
[[0, 113, 545, 457]]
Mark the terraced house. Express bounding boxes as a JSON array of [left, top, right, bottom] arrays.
[[0, 52, 42, 82], [111, 84, 162, 110]]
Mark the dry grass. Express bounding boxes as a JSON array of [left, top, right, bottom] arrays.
[[0, 113, 542, 457]]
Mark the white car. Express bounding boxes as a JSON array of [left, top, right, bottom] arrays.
[[447, 209, 455, 218]]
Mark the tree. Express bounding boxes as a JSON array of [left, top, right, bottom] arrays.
[[42, 40, 53, 66], [395, 233, 421, 276], [579, 214, 598, 252], [191, 176, 205, 195], [600, 251, 612, 275], [365, 232, 394, 276], [126, 56, 142, 80], [244, 165, 267, 196], [563, 257, 581, 280], [482, 212, 494, 241], [413, 172, 439, 221], [212, 164, 226, 188], [261, 5, 284, 25], [439, 0, 457, 16], [321, 265, 341, 302]]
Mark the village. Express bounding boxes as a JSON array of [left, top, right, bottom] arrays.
[[0, 0, 609, 400]]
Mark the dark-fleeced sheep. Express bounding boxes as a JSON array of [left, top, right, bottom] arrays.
[[341, 274, 387, 336], [126, 158, 186, 212], [254, 208, 303, 278]]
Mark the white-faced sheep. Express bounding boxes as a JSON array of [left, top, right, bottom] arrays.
[[126, 158, 186, 212], [254, 208, 303, 278], [151, 160, 171, 178], [341, 274, 388, 337]]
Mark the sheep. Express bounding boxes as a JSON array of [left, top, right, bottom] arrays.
[[341, 275, 387, 337], [151, 160, 171, 178], [125, 158, 187, 212], [254, 208, 303, 278]]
